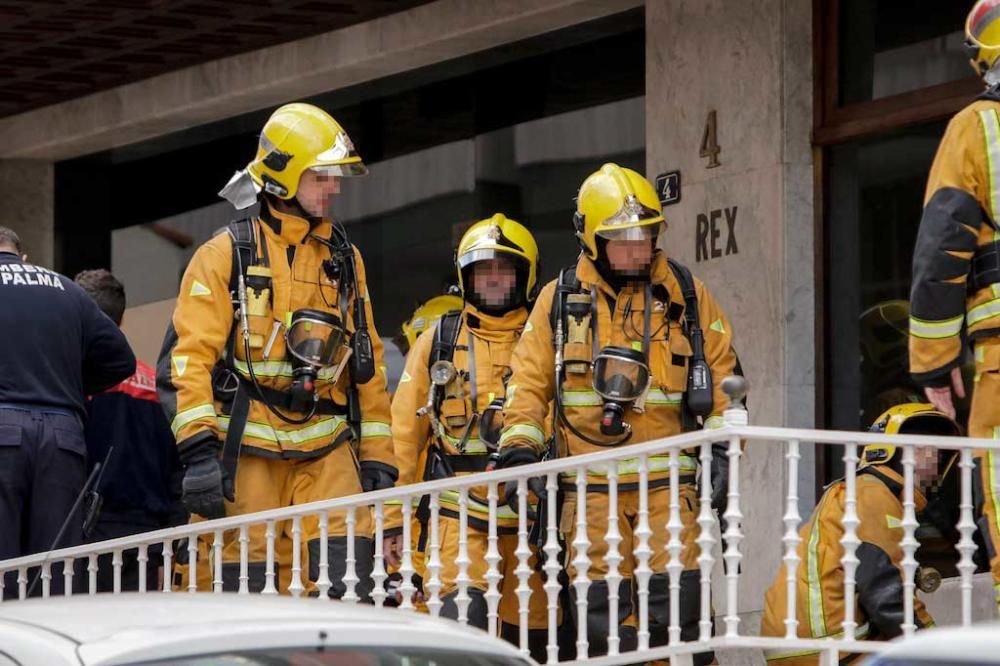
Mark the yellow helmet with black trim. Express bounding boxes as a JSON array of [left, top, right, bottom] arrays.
[[574, 163, 664, 260], [967, 0, 1000, 81], [456, 213, 539, 304], [220, 103, 366, 209], [862, 403, 961, 468], [401, 294, 464, 350]]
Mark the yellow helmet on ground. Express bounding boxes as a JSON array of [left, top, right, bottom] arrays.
[[862, 403, 961, 468], [456, 213, 539, 304], [401, 294, 464, 350], [967, 0, 1000, 81], [573, 163, 664, 260], [219, 103, 366, 209]]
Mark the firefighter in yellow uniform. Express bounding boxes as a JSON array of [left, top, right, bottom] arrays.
[[157, 103, 397, 596], [761, 403, 959, 664], [909, 0, 1000, 611], [385, 215, 550, 660], [497, 163, 739, 662]]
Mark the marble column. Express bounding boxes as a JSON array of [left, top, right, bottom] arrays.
[[645, 0, 815, 627]]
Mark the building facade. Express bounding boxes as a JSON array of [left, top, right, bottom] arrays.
[[0, 0, 989, 627]]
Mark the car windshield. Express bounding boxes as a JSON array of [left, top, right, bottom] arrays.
[[129, 647, 529, 666]]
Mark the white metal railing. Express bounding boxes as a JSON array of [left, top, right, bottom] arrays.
[[1, 398, 997, 666]]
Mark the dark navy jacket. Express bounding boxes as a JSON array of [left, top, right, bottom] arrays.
[[85, 360, 183, 522], [0, 252, 135, 417]]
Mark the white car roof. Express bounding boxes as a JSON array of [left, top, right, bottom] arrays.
[[873, 622, 1000, 663], [0, 594, 530, 666]]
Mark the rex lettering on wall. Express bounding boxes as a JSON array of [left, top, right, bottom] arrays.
[[695, 205, 739, 262]]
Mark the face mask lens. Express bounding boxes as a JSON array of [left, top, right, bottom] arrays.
[[286, 309, 347, 367], [592, 346, 650, 402]]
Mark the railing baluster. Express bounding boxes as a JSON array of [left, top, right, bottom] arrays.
[[516, 477, 533, 656], [40, 562, 51, 598], [696, 439, 715, 642], [573, 464, 591, 657], [137, 545, 148, 594], [238, 525, 249, 595], [161, 539, 173, 593], [543, 471, 562, 664], [722, 435, 743, 637], [343, 507, 359, 603], [17, 567, 26, 600], [88, 554, 98, 595], [112, 548, 123, 595], [957, 448, 977, 627], [604, 464, 622, 656], [485, 482, 501, 635], [212, 531, 223, 594], [62, 557, 74, 597], [783, 440, 802, 639], [841, 443, 860, 639], [900, 444, 918, 637], [316, 511, 331, 599], [289, 516, 304, 598], [634, 454, 652, 651], [399, 497, 416, 610], [454, 488, 471, 623], [372, 503, 388, 608], [186, 539, 197, 594], [263, 520, 278, 595], [667, 445, 683, 646], [425, 492, 443, 616]]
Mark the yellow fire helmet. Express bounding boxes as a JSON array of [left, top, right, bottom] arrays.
[[967, 0, 1000, 82], [219, 103, 367, 209], [862, 402, 961, 468], [574, 163, 665, 260], [401, 294, 464, 350], [456, 213, 539, 304]]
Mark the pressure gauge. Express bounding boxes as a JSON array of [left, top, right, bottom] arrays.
[[430, 360, 457, 387]]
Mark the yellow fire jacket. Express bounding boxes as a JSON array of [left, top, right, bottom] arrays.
[[910, 96, 1000, 385], [386, 304, 528, 533], [157, 203, 395, 468], [498, 252, 737, 487], [761, 464, 933, 663]]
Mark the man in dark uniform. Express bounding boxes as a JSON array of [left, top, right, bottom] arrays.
[[75, 269, 184, 592], [0, 227, 135, 596]]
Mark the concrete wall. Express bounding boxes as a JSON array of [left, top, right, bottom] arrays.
[[645, 0, 814, 621], [0, 160, 53, 268]]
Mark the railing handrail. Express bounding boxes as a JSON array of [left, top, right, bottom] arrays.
[[1, 423, 994, 571]]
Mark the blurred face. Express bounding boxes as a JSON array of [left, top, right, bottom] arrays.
[[295, 169, 341, 217], [914, 446, 940, 491], [604, 238, 654, 274], [471, 257, 518, 310]]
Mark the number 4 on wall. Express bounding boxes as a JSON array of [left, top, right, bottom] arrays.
[[700, 110, 721, 169]]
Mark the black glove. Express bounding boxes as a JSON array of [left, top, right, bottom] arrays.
[[496, 447, 544, 517], [179, 439, 233, 520], [710, 442, 729, 514], [361, 462, 398, 493]]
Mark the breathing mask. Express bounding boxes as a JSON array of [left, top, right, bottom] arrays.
[[285, 308, 352, 412], [592, 346, 651, 436]]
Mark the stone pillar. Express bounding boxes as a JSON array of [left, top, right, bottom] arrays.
[[645, 0, 814, 625], [0, 160, 54, 268]]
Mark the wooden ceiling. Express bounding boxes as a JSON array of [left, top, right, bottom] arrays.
[[0, 0, 432, 118]]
